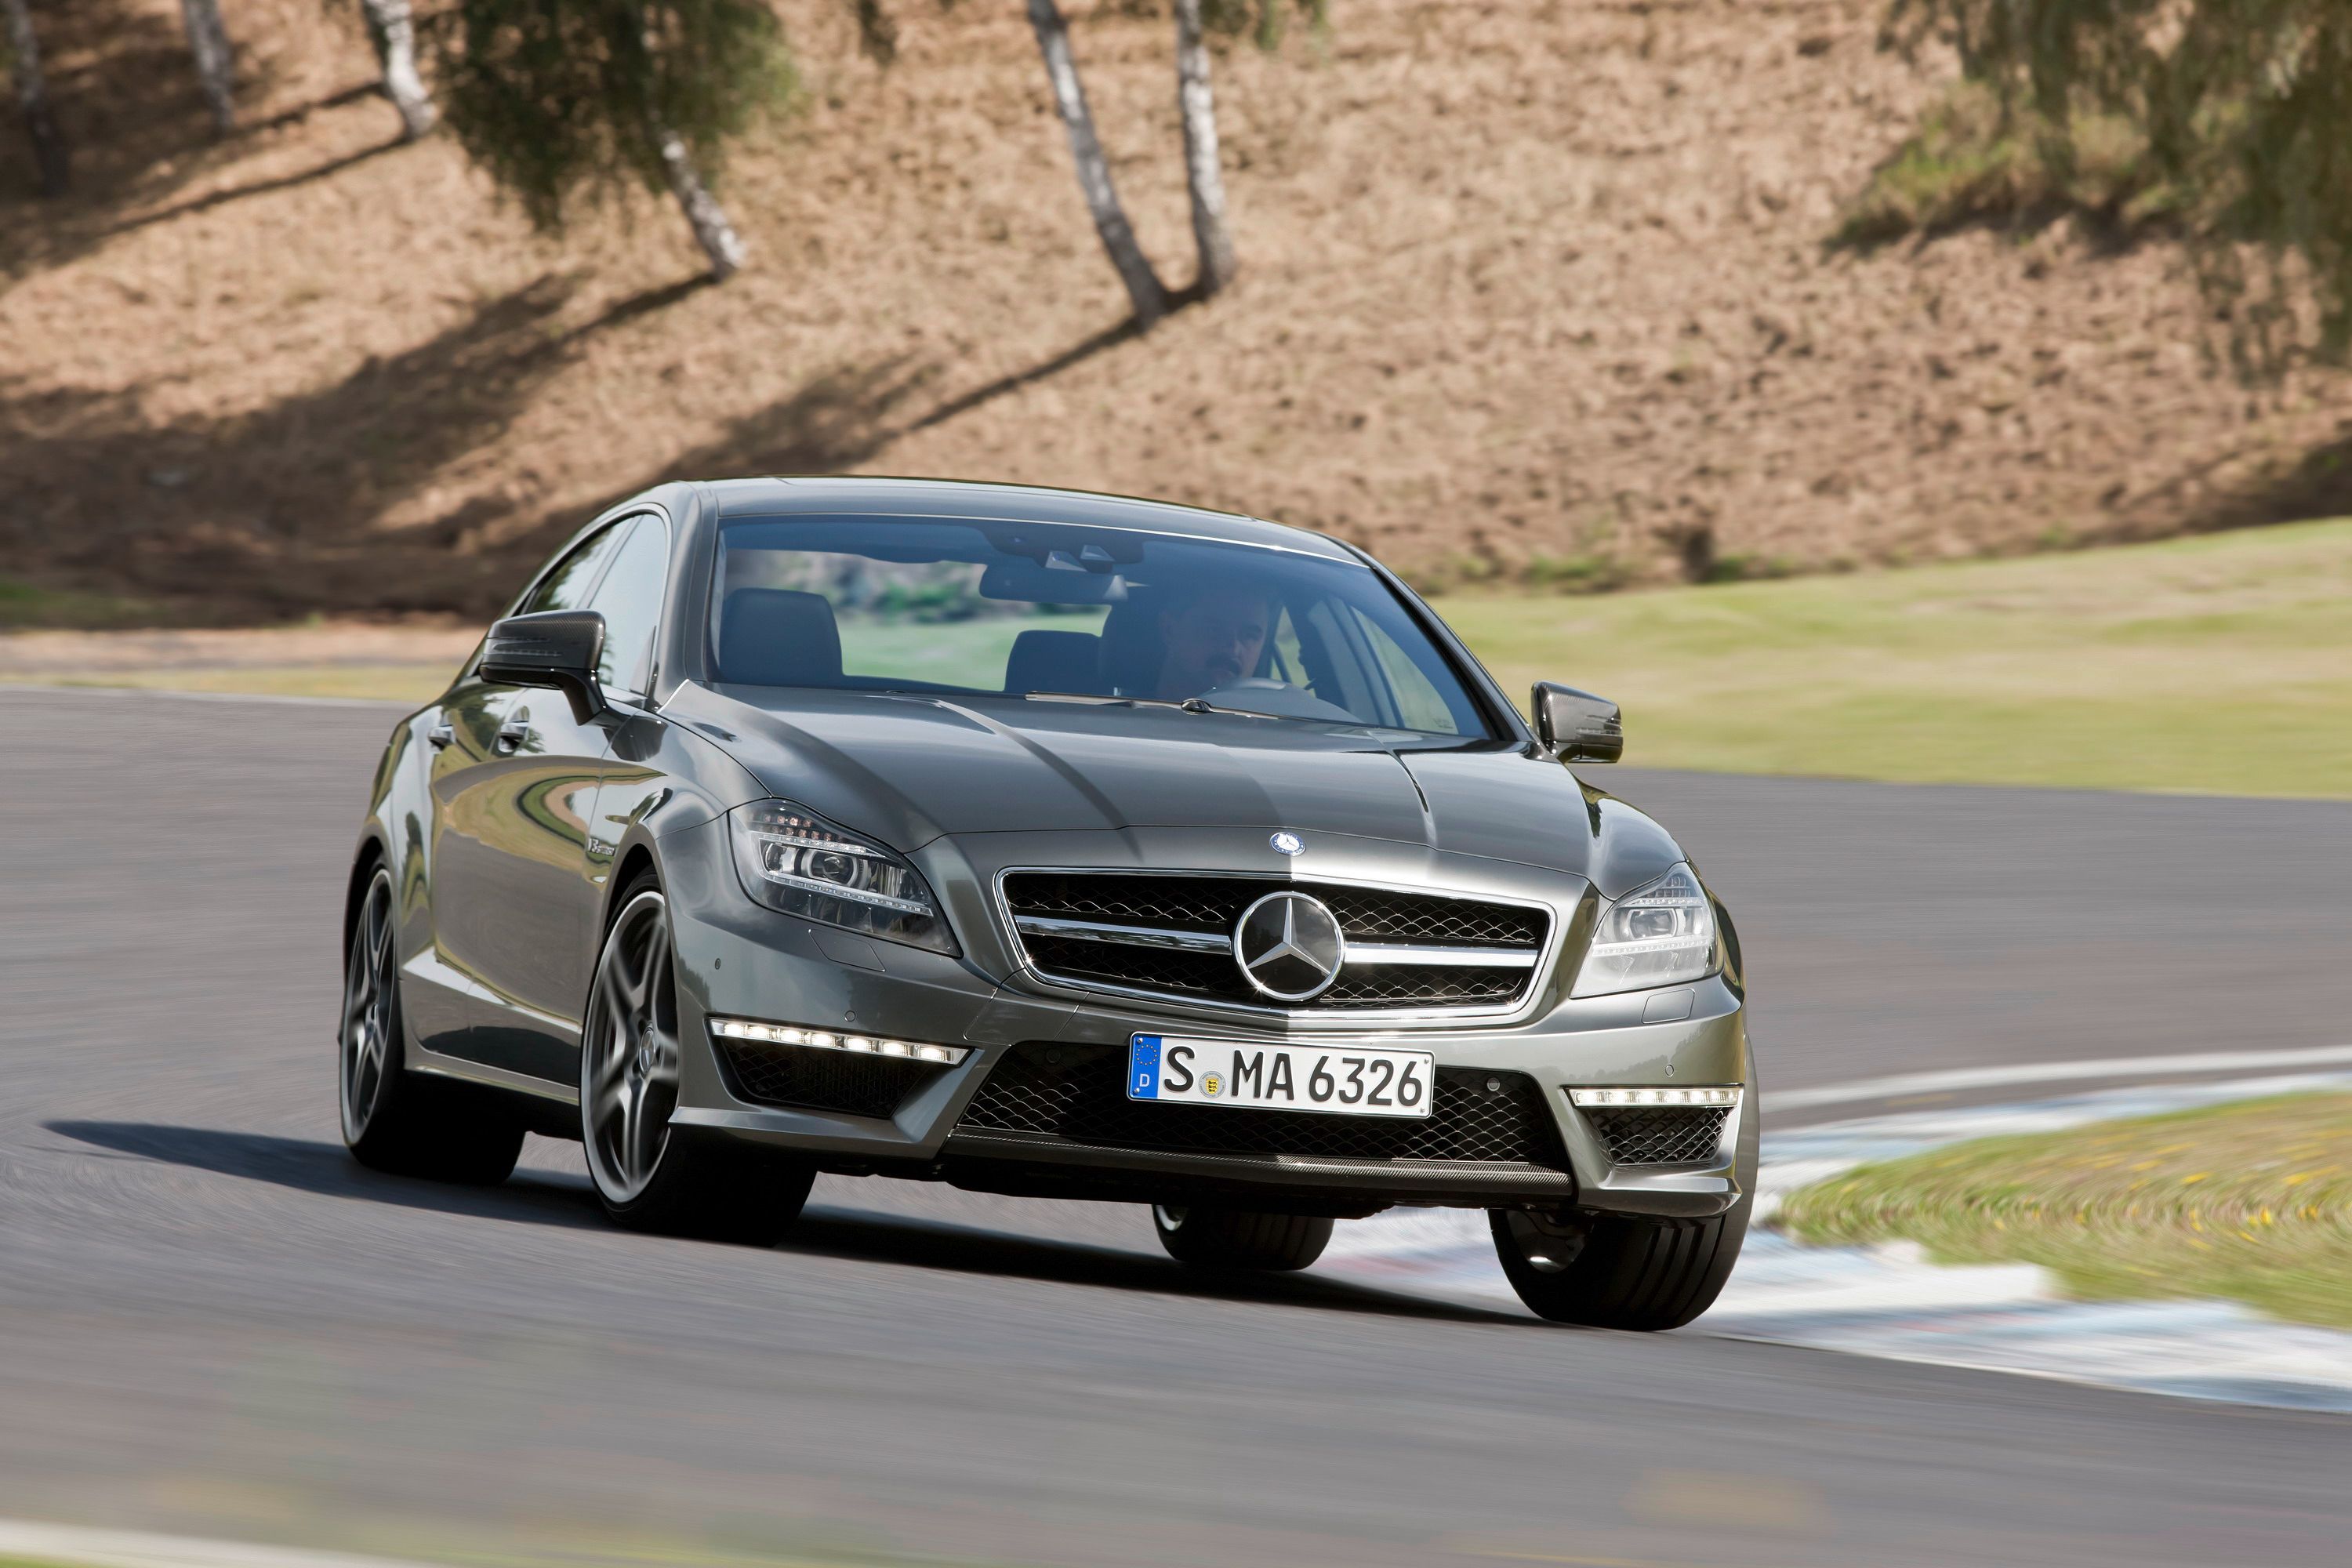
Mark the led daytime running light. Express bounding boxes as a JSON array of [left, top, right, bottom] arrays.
[[710, 1017, 967, 1066], [1568, 1085, 1742, 1109], [745, 837, 933, 915]]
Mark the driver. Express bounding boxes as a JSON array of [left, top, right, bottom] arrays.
[[1154, 582, 1276, 700]]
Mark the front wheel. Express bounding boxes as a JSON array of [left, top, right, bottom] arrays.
[[339, 865, 523, 1185], [1152, 1204, 1333, 1272], [1489, 1205, 1748, 1330], [580, 876, 813, 1244]]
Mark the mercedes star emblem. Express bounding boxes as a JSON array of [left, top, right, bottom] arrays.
[[1269, 831, 1305, 856], [1232, 891, 1345, 1002]]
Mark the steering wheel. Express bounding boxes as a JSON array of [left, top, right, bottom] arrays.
[[1195, 677, 1358, 723]]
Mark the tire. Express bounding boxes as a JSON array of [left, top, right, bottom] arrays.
[[1152, 1204, 1334, 1272], [339, 864, 524, 1185], [581, 873, 814, 1245], [1488, 1203, 1748, 1330]]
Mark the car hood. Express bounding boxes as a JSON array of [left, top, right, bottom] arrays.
[[670, 684, 1685, 895]]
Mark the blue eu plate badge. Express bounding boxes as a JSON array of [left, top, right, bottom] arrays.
[[1130, 1035, 1163, 1099]]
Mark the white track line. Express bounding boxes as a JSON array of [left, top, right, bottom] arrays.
[[1771, 1043, 2352, 1111], [1320, 1069, 2352, 1413], [0, 683, 412, 710], [0, 1519, 432, 1568]]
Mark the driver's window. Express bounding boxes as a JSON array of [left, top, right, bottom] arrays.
[[521, 523, 628, 615], [1350, 606, 1465, 735], [585, 515, 670, 699], [1299, 600, 1378, 717]]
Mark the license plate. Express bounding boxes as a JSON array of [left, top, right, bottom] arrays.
[[1127, 1034, 1434, 1119]]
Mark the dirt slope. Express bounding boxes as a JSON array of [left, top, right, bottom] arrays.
[[5, 0, 2351, 622]]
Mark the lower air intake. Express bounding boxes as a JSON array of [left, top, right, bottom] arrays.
[[1584, 1105, 1731, 1166], [715, 1039, 941, 1120], [954, 1043, 1570, 1167]]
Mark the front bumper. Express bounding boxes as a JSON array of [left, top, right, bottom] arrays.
[[659, 816, 1756, 1218]]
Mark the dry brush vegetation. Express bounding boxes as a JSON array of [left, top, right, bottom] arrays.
[[7, 0, 2352, 623]]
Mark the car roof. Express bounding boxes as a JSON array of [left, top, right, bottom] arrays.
[[693, 476, 1357, 561]]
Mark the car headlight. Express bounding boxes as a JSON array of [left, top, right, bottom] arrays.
[[1571, 863, 1718, 997], [728, 800, 959, 956]]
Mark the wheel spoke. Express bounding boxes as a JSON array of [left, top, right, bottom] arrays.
[[597, 966, 637, 1041], [611, 1076, 636, 1175], [641, 1029, 680, 1091]]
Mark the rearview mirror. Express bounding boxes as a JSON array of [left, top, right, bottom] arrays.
[[1532, 681, 1622, 764], [481, 610, 608, 724]]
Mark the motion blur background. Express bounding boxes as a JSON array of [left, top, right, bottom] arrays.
[[2, 2, 2349, 1566]]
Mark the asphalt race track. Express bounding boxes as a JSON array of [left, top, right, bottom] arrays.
[[4, 686, 2350, 1567]]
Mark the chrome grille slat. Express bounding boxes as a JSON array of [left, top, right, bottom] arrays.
[[999, 869, 1554, 1017], [1345, 943, 1537, 968], [1011, 914, 1232, 953]]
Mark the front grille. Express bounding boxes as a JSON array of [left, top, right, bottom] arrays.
[[1002, 872, 1551, 1014], [1585, 1105, 1732, 1166], [1319, 969, 1526, 1008], [953, 1043, 1570, 1167], [714, 1038, 942, 1119]]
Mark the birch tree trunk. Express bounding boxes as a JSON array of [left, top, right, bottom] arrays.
[[3, 0, 67, 195], [652, 122, 747, 281], [178, 0, 236, 133], [358, 0, 436, 141], [1025, 0, 1171, 327], [1171, 0, 1236, 297]]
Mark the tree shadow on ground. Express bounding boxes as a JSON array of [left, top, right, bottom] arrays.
[[557, 308, 1154, 567], [1, 273, 713, 619], [102, 133, 406, 238], [44, 1119, 1534, 1328], [0, 0, 397, 280], [2181, 430, 2352, 533]]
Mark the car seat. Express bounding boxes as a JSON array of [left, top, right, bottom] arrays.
[[717, 588, 843, 687], [1003, 629, 1106, 695]]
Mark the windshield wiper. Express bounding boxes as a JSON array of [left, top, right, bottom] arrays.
[[1016, 691, 1284, 721]]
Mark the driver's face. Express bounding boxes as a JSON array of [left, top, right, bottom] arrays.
[[1156, 589, 1272, 699]]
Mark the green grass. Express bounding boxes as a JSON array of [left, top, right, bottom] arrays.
[[1779, 1093, 2352, 1330], [0, 577, 154, 630], [1440, 517, 2352, 798], [8, 521, 2350, 798]]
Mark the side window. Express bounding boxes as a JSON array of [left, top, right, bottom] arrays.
[[585, 515, 671, 699], [1350, 606, 1464, 735], [521, 522, 629, 615]]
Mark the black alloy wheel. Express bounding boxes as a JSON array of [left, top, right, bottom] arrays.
[[339, 864, 523, 1184], [580, 873, 814, 1242]]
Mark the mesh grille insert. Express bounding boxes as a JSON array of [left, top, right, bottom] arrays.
[[953, 1043, 1569, 1167], [1001, 873, 1549, 1013], [1585, 1105, 1731, 1166], [715, 1039, 942, 1120]]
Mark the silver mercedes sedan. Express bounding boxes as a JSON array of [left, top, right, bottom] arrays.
[[338, 477, 1755, 1329]]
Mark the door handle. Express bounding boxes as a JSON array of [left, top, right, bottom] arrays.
[[495, 719, 532, 754], [427, 721, 456, 750]]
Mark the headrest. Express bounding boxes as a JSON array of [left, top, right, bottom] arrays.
[[1096, 591, 1165, 697], [1004, 629, 1105, 695], [717, 588, 843, 688]]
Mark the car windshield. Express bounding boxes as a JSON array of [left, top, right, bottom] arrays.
[[709, 517, 1493, 738]]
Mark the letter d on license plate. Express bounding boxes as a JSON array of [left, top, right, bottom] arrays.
[[1127, 1034, 1434, 1120]]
